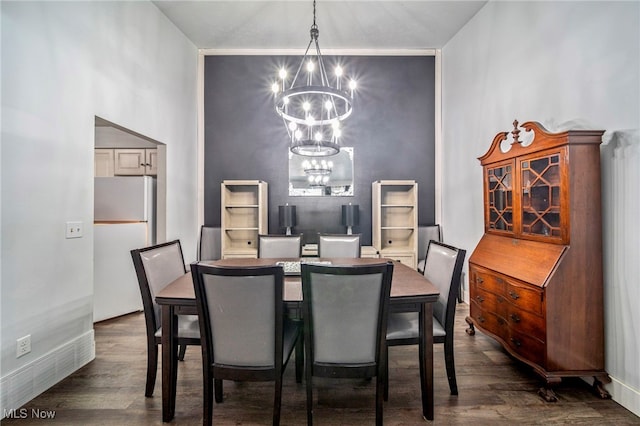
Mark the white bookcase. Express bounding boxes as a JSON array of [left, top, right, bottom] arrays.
[[221, 180, 268, 259], [372, 180, 418, 268]]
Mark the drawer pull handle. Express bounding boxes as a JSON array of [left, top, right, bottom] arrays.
[[509, 291, 520, 300], [510, 313, 521, 323], [496, 277, 504, 284], [476, 295, 485, 303], [477, 315, 486, 323], [510, 337, 522, 347], [476, 277, 484, 284]]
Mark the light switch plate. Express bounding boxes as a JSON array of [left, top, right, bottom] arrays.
[[65, 221, 83, 239]]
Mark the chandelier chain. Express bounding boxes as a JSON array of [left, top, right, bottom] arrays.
[[313, 0, 316, 28]]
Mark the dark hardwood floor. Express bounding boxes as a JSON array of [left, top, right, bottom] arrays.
[[3, 304, 637, 425]]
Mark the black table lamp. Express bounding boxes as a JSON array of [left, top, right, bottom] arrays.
[[279, 204, 297, 235], [341, 204, 359, 235]]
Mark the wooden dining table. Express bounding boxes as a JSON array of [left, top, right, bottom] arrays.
[[155, 257, 440, 422]]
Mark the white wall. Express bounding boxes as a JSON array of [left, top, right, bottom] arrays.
[[0, 1, 199, 412], [441, 0, 639, 415]]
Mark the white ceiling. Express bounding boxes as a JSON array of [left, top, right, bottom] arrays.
[[152, 0, 487, 50]]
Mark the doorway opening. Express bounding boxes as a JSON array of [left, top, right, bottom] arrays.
[[93, 116, 167, 322]]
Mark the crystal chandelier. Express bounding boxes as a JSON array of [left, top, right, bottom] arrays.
[[272, 0, 356, 157]]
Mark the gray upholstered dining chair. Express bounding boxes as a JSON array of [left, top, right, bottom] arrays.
[[417, 224, 442, 273], [385, 240, 466, 397], [258, 234, 303, 258], [198, 225, 221, 261], [190, 263, 303, 426], [130, 240, 200, 397], [317, 233, 361, 258], [301, 262, 394, 426]]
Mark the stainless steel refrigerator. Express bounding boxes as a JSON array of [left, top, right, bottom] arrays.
[[94, 176, 156, 322]]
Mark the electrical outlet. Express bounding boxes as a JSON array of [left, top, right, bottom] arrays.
[[17, 335, 31, 358], [65, 221, 83, 239]]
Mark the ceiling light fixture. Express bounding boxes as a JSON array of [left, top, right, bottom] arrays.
[[272, 0, 356, 157]]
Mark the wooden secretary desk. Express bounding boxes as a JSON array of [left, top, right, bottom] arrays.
[[465, 120, 610, 401]]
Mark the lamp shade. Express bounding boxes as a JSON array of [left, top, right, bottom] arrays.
[[279, 205, 297, 228], [341, 204, 360, 227]]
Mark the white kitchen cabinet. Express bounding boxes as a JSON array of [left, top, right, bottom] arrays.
[[95, 149, 115, 177], [114, 149, 156, 176], [95, 148, 157, 177], [145, 149, 157, 175], [105, 148, 157, 176]]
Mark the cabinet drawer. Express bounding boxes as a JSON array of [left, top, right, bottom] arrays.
[[471, 266, 505, 295], [471, 286, 506, 318], [469, 302, 507, 341], [504, 279, 544, 316], [507, 329, 545, 367], [505, 306, 546, 342]]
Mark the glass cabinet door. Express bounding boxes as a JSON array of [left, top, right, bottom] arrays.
[[487, 163, 513, 232], [520, 152, 562, 238]]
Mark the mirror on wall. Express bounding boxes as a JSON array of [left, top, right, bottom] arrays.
[[288, 147, 354, 196]]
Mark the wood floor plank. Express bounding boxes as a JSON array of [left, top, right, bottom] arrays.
[[2, 304, 637, 425]]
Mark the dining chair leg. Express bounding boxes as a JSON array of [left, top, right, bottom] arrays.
[[145, 342, 158, 397], [203, 367, 214, 426], [214, 379, 223, 403], [295, 331, 304, 384], [273, 375, 283, 425], [383, 346, 389, 401], [376, 374, 384, 426], [305, 367, 313, 425], [418, 336, 426, 394], [444, 337, 458, 395], [178, 344, 187, 361]]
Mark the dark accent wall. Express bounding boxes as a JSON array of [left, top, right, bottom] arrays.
[[204, 55, 435, 245]]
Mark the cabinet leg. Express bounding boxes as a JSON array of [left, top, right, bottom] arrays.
[[464, 316, 475, 336], [538, 377, 561, 402], [592, 376, 611, 399], [538, 386, 558, 402]]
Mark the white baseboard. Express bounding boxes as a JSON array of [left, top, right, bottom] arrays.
[[608, 375, 640, 418], [0, 330, 95, 419]]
